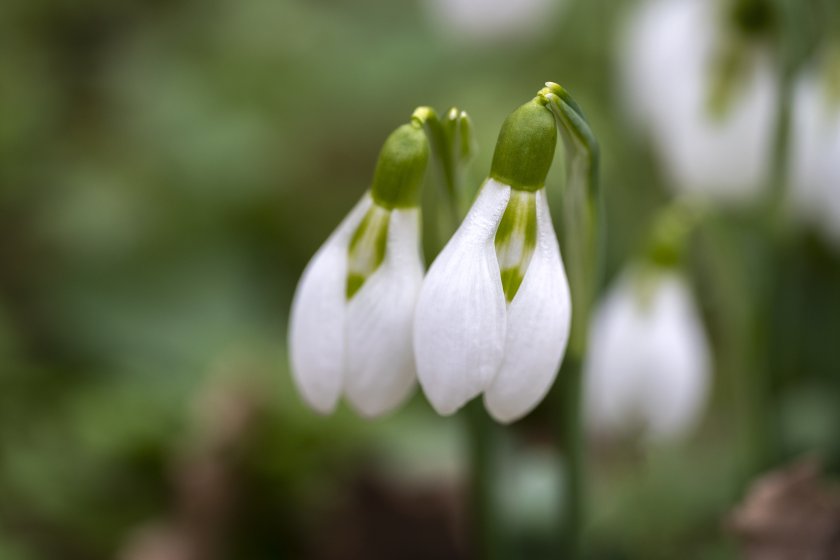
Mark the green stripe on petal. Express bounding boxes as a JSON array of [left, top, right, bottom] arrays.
[[495, 190, 537, 301], [346, 203, 391, 299]]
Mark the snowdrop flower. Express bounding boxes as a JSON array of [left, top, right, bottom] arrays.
[[414, 98, 571, 423], [620, 0, 777, 203], [289, 118, 429, 417], [583, 266, 711, 441], [423, 0, 565, 43], [789, 61, 840, 247]]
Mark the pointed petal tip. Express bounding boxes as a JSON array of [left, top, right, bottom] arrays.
[[427, 398, 465, 417], [483, 397, 525, 424], [417, 369, 481, 416], [294, 386, 340, 415], [346, 380, 418, 419], [346, 398, 394, 420]]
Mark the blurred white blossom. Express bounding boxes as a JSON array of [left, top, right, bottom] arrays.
[[423, 0, 565, 43], [620, 0, 777, 204], [789, 66, 840, 247], [583, 266, 711, 442]]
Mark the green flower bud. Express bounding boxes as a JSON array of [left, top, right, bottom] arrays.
[[490, 99, 557, 192], [371, 122, 430, 209], [346, 203, 391, 299]]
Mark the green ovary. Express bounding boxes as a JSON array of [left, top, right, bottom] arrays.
[[495, 190, 537, 302], [346, 203, 391, 299]]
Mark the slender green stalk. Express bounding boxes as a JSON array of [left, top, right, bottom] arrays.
[[556, 355, 585, 558], [765, 46, 796, 230], [466, 400, 502, 560], [742, 0, 802, 476], [699, 216, 766, 480], [543, 84, 601, 560]]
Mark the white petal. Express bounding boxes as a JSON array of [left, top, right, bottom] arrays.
[[345, 208, 424, 417], [414, 179, 510, 415], [484, 189, 571, 423], [288, 194, 372, 413], [423, 0, 564, 42]]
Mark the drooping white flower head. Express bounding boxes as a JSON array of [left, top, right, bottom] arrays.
[[789, 59, 840, 247], [414, 98, 572, 423], [423, 0, 566, 43], [288, 119, 429, 417], [583, 266, 711, 442], [620, 0, 777, 204]]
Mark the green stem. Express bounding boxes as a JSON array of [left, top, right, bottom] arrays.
[[557, 355, 585, 558], [743, 73, 793, 475], [543, 84, 601, 560], [742, 0, 800, 475], [466, 400, 502, 560]]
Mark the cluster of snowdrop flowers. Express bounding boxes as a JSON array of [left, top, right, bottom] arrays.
[[414, 96, 571, 423], [583, 263, 711, 442], [290, 90, 576, 422], [289, 114, 429, 417], [620, 0, 777, 204]]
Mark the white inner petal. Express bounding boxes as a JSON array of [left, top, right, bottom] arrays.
[[494, 189, 537, 302], [346, 204, 392, 298], [345, 208, 424, 418], [485, 189, 571, 423]]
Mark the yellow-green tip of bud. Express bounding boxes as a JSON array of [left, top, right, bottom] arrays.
[[371, 121, 430, 209], [490, 97, 557, 192]]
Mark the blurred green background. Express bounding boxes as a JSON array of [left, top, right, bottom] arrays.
[[1, 0, 839, 558]]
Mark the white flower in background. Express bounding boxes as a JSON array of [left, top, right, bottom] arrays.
[[620, 0, 777, 204], [789, 64, 840, 247], [289, 120, 429, 417], [583, 266, 711, 441], [423, 0, 565, 43], [414, 99, 571, 423]]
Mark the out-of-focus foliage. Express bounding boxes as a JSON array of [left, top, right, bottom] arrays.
[[0, 0, 838, 558]]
